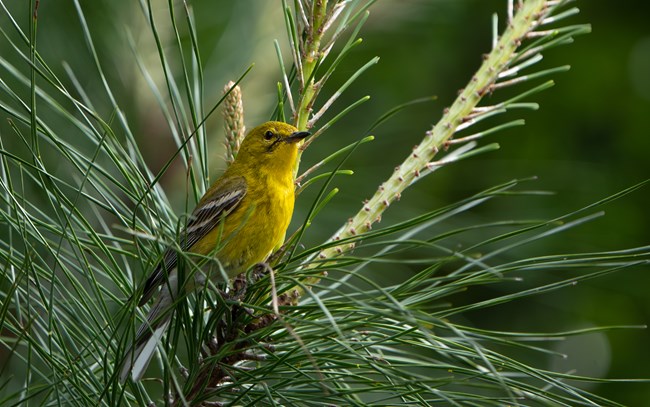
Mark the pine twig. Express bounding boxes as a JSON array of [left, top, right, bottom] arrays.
[[312, 0, 588, 262]]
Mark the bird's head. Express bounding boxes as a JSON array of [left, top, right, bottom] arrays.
[[234, 121, 310, 172]]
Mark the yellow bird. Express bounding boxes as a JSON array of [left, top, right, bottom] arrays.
[[119, 121, 310, 382]]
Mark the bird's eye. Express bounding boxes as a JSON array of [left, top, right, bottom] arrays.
[[264, 130, 274, 140]]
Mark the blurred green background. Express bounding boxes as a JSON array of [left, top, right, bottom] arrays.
[[1, 0, 648, 404]]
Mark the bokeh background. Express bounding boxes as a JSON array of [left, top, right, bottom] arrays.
[[1, 0, 648, 404]]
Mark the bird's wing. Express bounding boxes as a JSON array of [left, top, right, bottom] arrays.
[[137, 176, 247, 306]]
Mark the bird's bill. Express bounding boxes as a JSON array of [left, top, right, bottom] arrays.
[[284, 131, 311, 143]]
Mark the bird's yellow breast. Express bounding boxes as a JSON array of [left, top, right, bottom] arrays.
[[190, 171, 294, 277]]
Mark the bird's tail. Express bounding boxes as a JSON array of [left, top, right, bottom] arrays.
[[119, 277, 177, 382]]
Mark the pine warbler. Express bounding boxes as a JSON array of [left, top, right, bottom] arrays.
[[119, 121, 310, 382]]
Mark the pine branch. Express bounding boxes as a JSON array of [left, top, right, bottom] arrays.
[[313, 0, 590, 263]]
